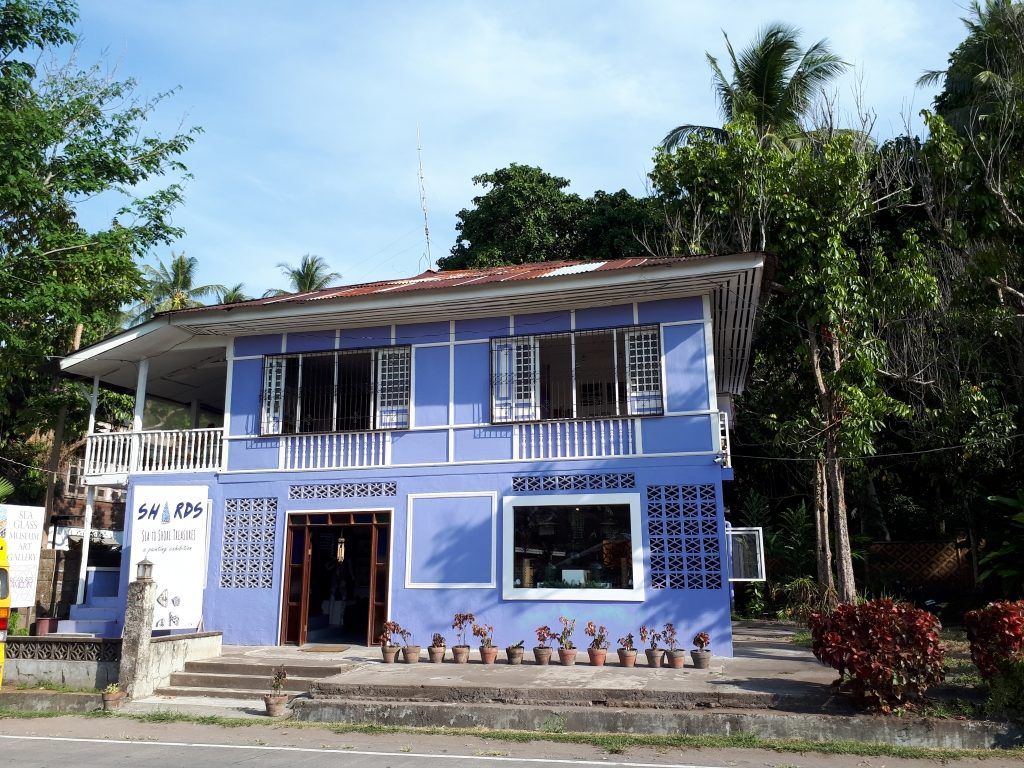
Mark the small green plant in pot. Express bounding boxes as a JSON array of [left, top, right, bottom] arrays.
[[556, 616, 577, 666], [505, 639, 525, 665], [101, 682, 127, 711], [428, 632, 447, 663], [262, 666, 288, 716], [639, 625, 664, 667], [473, 621, 498, 664], [691, 631, 712, 669], [617, 632, 637, 667], [584, 621, 609, 666]]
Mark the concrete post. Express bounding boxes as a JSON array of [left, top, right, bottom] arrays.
[[119, 571, 155, 699]]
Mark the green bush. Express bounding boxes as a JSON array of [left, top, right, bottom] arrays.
[[989, 658, 1024, 720]]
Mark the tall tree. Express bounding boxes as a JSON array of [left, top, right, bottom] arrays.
[[0, 0, 198, 499], [265, 254, 341, 295], [217, 283, 250, 304], [130, 253, 224, 323], [662, 23, 847, 149]]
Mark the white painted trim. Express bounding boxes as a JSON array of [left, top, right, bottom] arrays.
[[659, 318, 707, 328], [501, 492, 645, 602], [726, 526, 767, 582], [702, 294, 718, 415], [335, 329, 341, 350], [390, 324, 396, 345], [632, 301, 639, 325], [280, 334, 287, 353], [222, 337, 235, 471], [132, 359, 149, 432], [409, 343, 417, 428], [405, 492, 497, 589], [658, 323, 669, 416]]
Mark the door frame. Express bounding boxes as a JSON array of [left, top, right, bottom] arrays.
[[277, 507, 394, 646]]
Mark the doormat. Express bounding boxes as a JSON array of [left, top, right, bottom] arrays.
[[299, 644, 350, 652]]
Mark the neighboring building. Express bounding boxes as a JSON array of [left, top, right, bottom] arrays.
[[60, 256, 766, 652]]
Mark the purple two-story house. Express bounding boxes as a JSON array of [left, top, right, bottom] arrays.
[[60, 255, 766, 654]]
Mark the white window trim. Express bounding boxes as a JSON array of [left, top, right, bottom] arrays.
[[726, 525, 767, 582], [406, 492, 497, 589], [502, 492, 645, 602]]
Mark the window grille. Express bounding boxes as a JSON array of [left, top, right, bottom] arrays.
[[260, 346, 411, 435], [490, 326, 662, 424]]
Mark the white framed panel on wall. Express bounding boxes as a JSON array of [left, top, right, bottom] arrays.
[[405, 492, 497, 589], [502, 492, 645, 602]]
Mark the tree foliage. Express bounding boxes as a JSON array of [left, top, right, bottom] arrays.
[[265, 253, 341, 295]]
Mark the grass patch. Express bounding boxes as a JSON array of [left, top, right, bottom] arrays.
[[15, 681, 97, 694], [0, 707, 64, 719], [789, 630, 812, 648]]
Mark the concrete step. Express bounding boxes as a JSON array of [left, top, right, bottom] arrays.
[[83, 595, 121, 608], [68, 605, 119, 620], [182, 659, 343, 678], [167, 671, 318, 693], [56, 619, 120, 636], [153, 685, 301, 701]]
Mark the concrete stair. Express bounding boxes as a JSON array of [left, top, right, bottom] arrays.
[[56, 618, 121, 636], [156, 659, 344, 700]]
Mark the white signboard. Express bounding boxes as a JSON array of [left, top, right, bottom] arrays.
[[0, 504, 46, 608], [128, 485, 211, 630]]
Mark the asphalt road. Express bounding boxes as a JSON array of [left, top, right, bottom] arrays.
[[0, 717, 1020, 768]]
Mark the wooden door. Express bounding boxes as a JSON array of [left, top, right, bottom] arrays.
[[366, 521, 390, 646], [280, 524, 310, 645]]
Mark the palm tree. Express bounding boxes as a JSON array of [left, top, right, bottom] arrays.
[[264, 254, 342, 296], [662, 23, 847, 149], [130, 253, 225, 324], [218, 283, 251, 304]]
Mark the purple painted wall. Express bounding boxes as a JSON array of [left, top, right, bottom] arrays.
[[638, 296, 703, 324], [453, 344, 489, 425], [286, 330, 335, 353], [663, 324, 711, 412], [234, 335, 282, 357], [229, 358, 265, 436], [390, 430, 448, 465], [413, 346, 450, 427], [408, 494, 494, 585]]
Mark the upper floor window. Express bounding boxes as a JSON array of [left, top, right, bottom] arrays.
[[261, 346, 411, 435], [490, 326, 663, 424]]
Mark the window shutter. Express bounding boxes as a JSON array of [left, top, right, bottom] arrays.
[[625, 329, 662, 415], [261, 357, 287, 434], [374, 347, 410, 429], [492, 340, 515, 423], [726, 526, 767, 581], [513, 338, 539, 421], [492, 337, 539, 422]]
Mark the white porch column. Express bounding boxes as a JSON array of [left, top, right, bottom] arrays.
[[75, 485, 95, 604], [83, 376, 99, 475], [131, 359, 149, 472]]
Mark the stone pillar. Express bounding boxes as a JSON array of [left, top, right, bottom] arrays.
[[119, 569, 156, 699]]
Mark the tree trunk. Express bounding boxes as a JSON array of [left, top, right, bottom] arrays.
[[826, 441, 857, 603], [813, 459, 835, 596], [42, 324, 83, 548]]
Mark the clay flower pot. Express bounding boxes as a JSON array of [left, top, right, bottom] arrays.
[[428, 646, 446, 663], [505, 646, 525, 665], [262, 693, 288, 717], [558, 648, 578, 666], [402, 645, 422, 663], [480, 645, 498, 664], [666, 649, 687, 669], [452, 645, 471, 664], [645, 649, 664, 668], [102, 690, 127, 711], [587, 648, 608, 667], [533, 646, 552, 665], [617, 648, 637, 667], [381, 645, 400, 664], [691, 649, 712, 669]]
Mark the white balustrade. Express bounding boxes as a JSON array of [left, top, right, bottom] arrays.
[[718, 411, 732, 468], [282, 432, 389, 470], [84, 428, 224, 476], [517, 418, 636, 460]]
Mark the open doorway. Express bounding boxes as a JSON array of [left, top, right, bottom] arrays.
[[280, 511, 390, 646]]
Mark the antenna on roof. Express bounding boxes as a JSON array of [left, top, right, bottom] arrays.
[[417, 124, 434, 271]]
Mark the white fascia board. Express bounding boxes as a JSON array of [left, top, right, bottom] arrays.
[[60, 319, 170, 371]]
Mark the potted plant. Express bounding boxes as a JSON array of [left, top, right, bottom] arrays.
[[379, 620, 402, 663], [691, 631, 712, 669], [451, 612, 475, 663], [261, 666, 288, 716], [428, 632, 447, 663], [505, 639, 525, 665], [617, 633, 638, 667], [399, 626, 421, 663], [584, 621, 609, 666], [556, 616, 577, 666], [533, 624, 554, 665], [663, 623, 686, 669], [101, 682, 127, 711], [472, 621, 498, 663], [639, 624, 664, 668]]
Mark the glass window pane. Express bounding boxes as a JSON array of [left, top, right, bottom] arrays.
[[512, 504, 632, 590], [728, 528, 766, 581]]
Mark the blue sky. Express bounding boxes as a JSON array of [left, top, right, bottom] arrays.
[[71, 1, 968, 297]]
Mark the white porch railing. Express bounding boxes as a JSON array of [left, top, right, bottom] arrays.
[[282, 431, 389, 470], [84, 428, 224, 476], [516, 418, 637, 460], [719, 411, 732, 468]]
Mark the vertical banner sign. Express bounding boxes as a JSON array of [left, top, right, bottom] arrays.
[[0, 504, 46, 608], [129, 486, 210, 630]]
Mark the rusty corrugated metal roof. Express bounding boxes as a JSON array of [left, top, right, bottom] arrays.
[[171, 256, 714, 316]]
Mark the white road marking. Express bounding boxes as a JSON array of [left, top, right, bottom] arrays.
[[0, 734, 729, 768]]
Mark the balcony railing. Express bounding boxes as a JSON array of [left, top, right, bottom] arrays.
[[84, 428, 224, 477], [281, 431, 389, 470], [719, 412, 732, 468], [516, 418, 637, 460]]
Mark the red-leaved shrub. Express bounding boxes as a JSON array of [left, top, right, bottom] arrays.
[[809, 598, 945, 712], [964, 600, 1024, 680]]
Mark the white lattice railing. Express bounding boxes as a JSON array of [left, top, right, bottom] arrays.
[[85, 428, 224, 476], [517, 418, 637, 460], [281, 431, 389, 470], [718, 411, 732, 468]]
